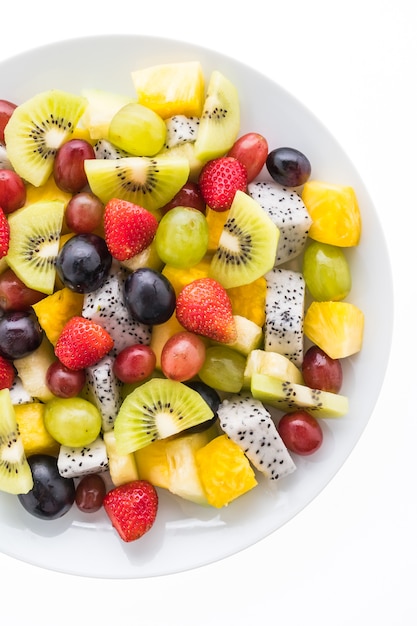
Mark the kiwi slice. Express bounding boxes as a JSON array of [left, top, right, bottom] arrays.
[[193, 70, 240, 162], [114, 378, 215, 455], [209, 190, 280, 289], [0, 388, 33, 495], [84, 154, 190, 216], [6, 200, 65, 294], [4, 89, 87, 187]]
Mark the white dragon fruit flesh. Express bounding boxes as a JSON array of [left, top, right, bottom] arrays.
[[164, 115, 200, 149], [84, 355, 123, 432], [57, 436, 109, 479], [93, 138, 131, 159], [248, 180, 312, 266], [264, 267, 306, 368], [82, 261, 151, 355], [217, 393, 296, 481]]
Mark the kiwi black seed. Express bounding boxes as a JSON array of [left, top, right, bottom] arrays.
[[6, 200, 65, 295], [84, 154, 190, 217], [0, 388, 33, 495], [209, 190, 280, 289], [194, 70, 240, 162], [4, 89, 88, 187], [114, 378, 215, 455]]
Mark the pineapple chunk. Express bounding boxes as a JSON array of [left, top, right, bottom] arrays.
[[195, 434, 257, 508], [304, 301, 365, 359], [103, 430, 139, 486], [227, 276, 267, 327], [132, 61, 205, 119], [32, 287, 84, 345], [13, 336, 56, 402], [222, 315, 263, 356], [14, 402, 59, 456]]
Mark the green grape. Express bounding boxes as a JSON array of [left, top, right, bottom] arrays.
[[198, 345, 246, 393], [108, 102, 166, 156], [302, 241, 351, 301], [44, 397, 102, 448], [155, 206, 209, 268]]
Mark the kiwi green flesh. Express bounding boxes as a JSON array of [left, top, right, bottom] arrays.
[[0, 389, 33, 495], [209, 190, 280, 289], [4, 90, 87, 187], [114, 378, 215, 455], [6, 200, 65, 295], [194, 70, 240, 162], [84, 155, 190, 216]]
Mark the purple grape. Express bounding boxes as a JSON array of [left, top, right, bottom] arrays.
[[124, 268, 176, 325], [266, 147, 311, 187], [0, 309, 43, 359], [56, 233, 112, 293]]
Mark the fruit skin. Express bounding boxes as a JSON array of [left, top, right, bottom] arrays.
[[0, 169, 26, 214], [0, 354, 14, 389], [175, 277, 237, 344], [278, 410, 323, 456], [0, 267, 45, 312], [103, 479, 158, 542], [302, 345, 343, 393], [54, 316, 114, 370], [199, 156, 248, 212], [227, 132, 268, 183], [266, 147, 311, 187], [44, 396, 102, 447], [104, 198, 159, 262]]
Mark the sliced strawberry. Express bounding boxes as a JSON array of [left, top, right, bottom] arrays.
[[0, 354, 15, 390], [55, 316, 114, 370], [198, 156, 247, 212], [103, 480, 158, 542], [175, 277, 237, 343], [104, 198, 159, 261], [0, 207, 10, 259]]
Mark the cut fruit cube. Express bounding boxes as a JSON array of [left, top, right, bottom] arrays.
[[195, 434, 257, 508], [302, 180, 361, 247], [13, 337, 57, 403], [14, 402, 59, 457], [251, 373, 349, 418], [162, 256, 211, 296], [81, 88, 135, 140], [103, 430, 139, 486], [131, 61, 205, 119], [304, 301, 365, 359], [32, 287, 84, 346], [222, 315, 263, 356], [227, 275, 267, 327], [243, 349, 304, 389]]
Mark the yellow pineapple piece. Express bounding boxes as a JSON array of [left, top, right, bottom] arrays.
[[32, 287, 84, 345], [302, 180, 361, 247], [24, 175, 73, 210], [195, 434, 257, 508], [227, 276, 267, 327], [162, 256, 211, 296], [134, 438, 170, 489], [131, 61, 205, 119], [304, 301, 365, 359], [14, 402, 60, 457], [206, 206, 229, 253], [14, 336, 57, 402], [103, 430, 139, 486]]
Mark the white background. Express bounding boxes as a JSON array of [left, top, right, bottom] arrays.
[[0, 1, 416, 624]]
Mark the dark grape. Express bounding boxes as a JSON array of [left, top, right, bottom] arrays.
[[18, 454, 75, 520], [124, 268, 176, 325], [0, 169, 26, 214], [64, 191, 104, 234], [46, 361, 86, 398], [278, 410, 323, 456], [75, 473, 106, 513], [0, 268, 45, 312], [266, 147, 311, 187], [302, 345, 343, 393], [0, 309, 43, 359], [56, 233, 112, 293], [53, 139, 95, 193], [183, 380, 220, 434]]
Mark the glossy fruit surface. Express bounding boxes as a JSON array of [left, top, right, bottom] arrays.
[[266, 146, 311, 187], [155, 206, 208, 268], [124, 268, 176, 325], [0, 99, 17, 143], [113, 344, 156, 384], [0, 169, 26, 214], [198, 345, 246, 393], [161, 331, 206, 381], [44, 396, 102, 447], [278, 410, 323, 456], [0, 268, 45, 312], [0, 309, 43, 359], [227, 132, 268, 182], [303, 241, 351, 301], [46, 360, 86, 398], [56, 233, 112, 293], [302, 345, 343, 393], [183, 380, 220, 434], [75, 474, 107, 513], [53, 139, 96, 193], [160, 182, 205, 214], [18, 454, 75, 519], [64, 192, 104, 234]]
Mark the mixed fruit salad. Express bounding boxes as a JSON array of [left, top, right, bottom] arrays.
[[0, 60, 364, 543]]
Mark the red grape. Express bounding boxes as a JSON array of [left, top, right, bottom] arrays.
[[75, 474, 106, 513], [0, 169, 26, 214], [113, 344, 156, 384], [0, 268, 45, 311], [65, 191, 104, 233], [53, 139, 95, 193], [227, 132, 269, 182], [46, 361, 86, 398], [160, 181, 205, 215], [302, 345, 343, 393], [0, 99, 17, 144], [161, 331, 206, 381], [278, 410, 323, 456]]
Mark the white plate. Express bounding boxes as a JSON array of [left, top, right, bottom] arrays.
[[0, 34, 393, 579]]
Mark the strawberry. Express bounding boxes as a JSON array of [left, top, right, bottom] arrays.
[[175, 277, 237, 343], [0, 354, 15, 390], [103, 480, 158, 542], [55, 316, 114, 370], [198, 156, 247, 212], [104, 198, 159, 261], [0, 207, 10, 259]]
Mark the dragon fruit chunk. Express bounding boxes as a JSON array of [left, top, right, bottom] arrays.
[[93, 138, 131, 159], [164, 115, 200, 149], [248, 180, 312, 266], [264, 267, 306, 368], [217, 393, 296, 481], [82, 260, 152, 355], [84, 355, 123, 432], [57, 436, 109, 479]]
